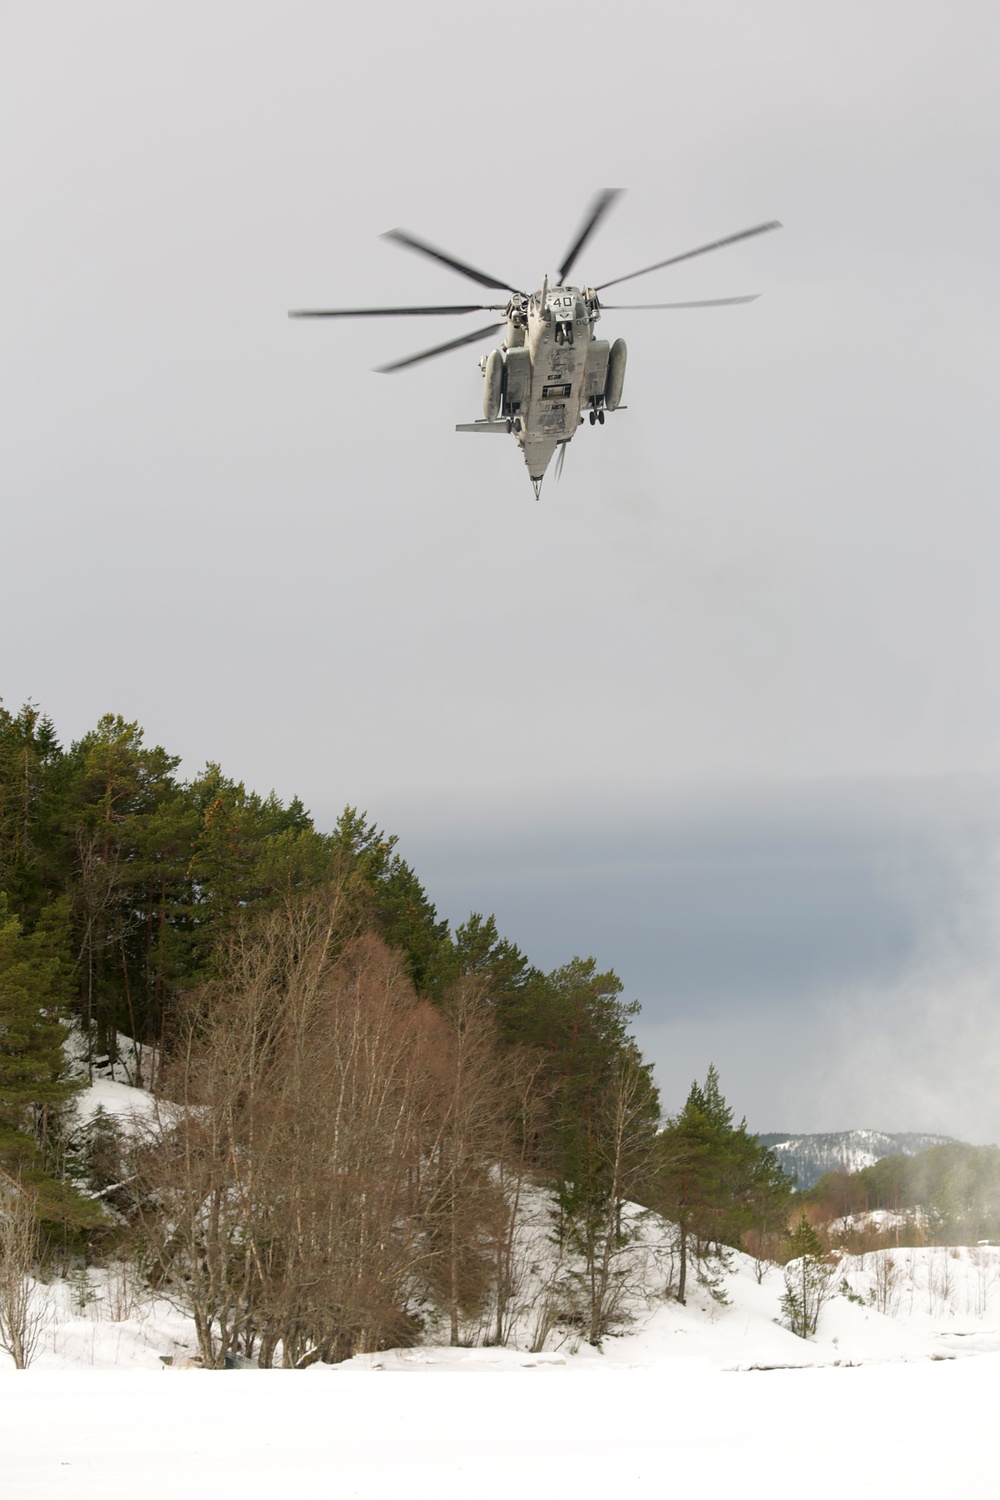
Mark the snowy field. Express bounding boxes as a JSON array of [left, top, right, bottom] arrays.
[[4, 1356, 999, 1498], [4, 1243, 1000, 1496]]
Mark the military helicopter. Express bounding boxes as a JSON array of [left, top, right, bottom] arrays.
[[289, 191, 781, 499]]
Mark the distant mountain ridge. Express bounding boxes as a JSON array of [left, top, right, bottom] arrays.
[[758, 1129, 958, 1190]]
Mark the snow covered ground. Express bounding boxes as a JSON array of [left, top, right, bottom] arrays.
[[4, 1354, 999, 1498], [3, 1244, 1000, 1496], [5, 1069, 997, 1492], [11, 1240, 1000, 1376]]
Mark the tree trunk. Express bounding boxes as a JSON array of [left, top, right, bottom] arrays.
[[678, 1223, 688, 1305]]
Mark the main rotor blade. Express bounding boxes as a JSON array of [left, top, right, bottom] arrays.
[[289, 304, 505, 318], [558, 188, 623, 284], [596, 220, 782, 293], [600, 295, 761, 309], [376, 320, 505, 374], [382, 228, 519, 294]]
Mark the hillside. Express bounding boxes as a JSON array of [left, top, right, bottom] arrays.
[[11, 1085, 1000, 1375], [6, 1209, 1000, 1374], [759, 1130, 957, 1188]]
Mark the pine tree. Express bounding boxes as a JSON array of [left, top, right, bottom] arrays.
[[0, 893, 78, 1132], [452, 913, 534, 1015], [330, 807, 452, 998], [0, 701, 64, 922], [0, 892, 99, 1234], [655, 1066, 734, 1303], [654, 1065, 792, 1303], [524, 956, 648, 1191], [779, 1213, 833, 1338], [61, 714, 183, 1062], [558, 1045, 660, 1344]]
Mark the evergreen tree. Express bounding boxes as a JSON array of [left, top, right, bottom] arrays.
[[0, 893, 102, 1231], [60, 714, 183, 1060], [654, 1065, 792, 1303], [655, 1067, 731, 1303], [779, 1213, 834, 1338], [557, 1044, 660, 1344], [452, 913, 533, 1002], [451, 913, 545, 1057], [185, 763, 317, 938], [0, 893, 78, 1133], [330, 807, 452, 998], [0, 701, 64, 922]]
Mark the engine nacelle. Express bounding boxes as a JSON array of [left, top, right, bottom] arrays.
[[502, 346, 531, 413], [483, 349, 505, 421], [605, 338, 627, 411], [583, 340, 610, 405]]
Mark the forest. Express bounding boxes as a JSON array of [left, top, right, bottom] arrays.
[[805, 1143, 1000, 1247], [0, 699, 797, 1365]]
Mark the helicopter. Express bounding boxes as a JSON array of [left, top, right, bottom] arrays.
[[289, 191, 781, 499]]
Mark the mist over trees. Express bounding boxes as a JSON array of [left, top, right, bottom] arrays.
[[0, 699, 795, 1362], [806, 1144, 1000, 1247]]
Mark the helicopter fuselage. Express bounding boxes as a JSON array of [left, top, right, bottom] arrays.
[[458, 285, 626, 496]]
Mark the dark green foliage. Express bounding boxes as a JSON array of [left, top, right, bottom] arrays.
[[0, 893, 78, 1123], [786, 1212, 825, 1261], [331, 808, 452, 998], [654, 1065, 792, 1302], [58, 714, 189, 1059], [452, 912, 534, 1018], [0, 1125, 106, 1240], [0, 702, 65, 921], [0, 704, 461, 1059], [0, 890, 100, 1239], [531, 958, 650, 1185]]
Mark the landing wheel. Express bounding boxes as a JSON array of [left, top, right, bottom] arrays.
[[589, 410, 597, 426], [597, 409, 605, 425]]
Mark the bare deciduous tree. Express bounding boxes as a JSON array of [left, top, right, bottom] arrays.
[[128, 886, 505, 1368], [488, 1047, 550, 1348], [420, 978, 512, 1346], [871, 1249, 900, 1316], [0, 1185, 46, 1368]]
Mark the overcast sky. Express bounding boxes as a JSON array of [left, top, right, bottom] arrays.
[[4, 2, 1000, 1137]]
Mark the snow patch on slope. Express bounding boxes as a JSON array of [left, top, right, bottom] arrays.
[[7, 1228, 1000, 1375]]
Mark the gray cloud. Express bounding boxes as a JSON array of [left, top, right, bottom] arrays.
[[381, 778, 1000, 1136]]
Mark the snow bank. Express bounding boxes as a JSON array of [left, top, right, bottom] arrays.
[[63, 1025, 158, 1129], [3, 1356, 998, 1500], [69, 1075, 158, 1128], [10, 1232, 1000, 1377]]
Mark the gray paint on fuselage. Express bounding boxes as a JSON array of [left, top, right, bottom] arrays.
[[516, 286, 592, 480]]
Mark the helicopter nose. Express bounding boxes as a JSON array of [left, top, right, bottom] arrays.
[[520, 435, 558, 494]]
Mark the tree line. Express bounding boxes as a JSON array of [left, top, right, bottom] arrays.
[[0, 699, 792, 1364], [806, 1143, 1000, 1247]]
